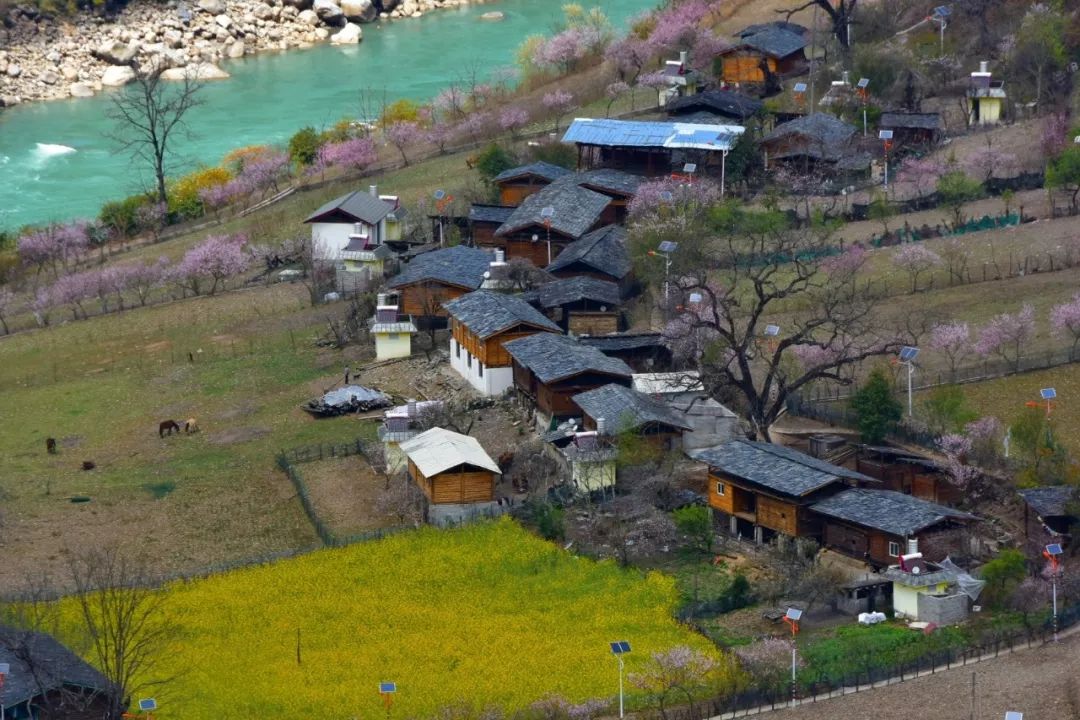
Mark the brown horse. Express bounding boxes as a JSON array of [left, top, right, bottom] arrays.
[[184, 418, 200, 434], [46, 437, 57, 454], [159, 420, 181, 437]]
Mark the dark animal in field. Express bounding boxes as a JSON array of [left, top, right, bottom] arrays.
[[46, 437, 57, 454], [159, 420, 181, 437], [184, 418, 200, 434], [81, 461, 96, 471], [497, 451, 514, 473]]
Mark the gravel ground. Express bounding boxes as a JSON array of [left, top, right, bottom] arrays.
[[758, 629, 1080, 720]]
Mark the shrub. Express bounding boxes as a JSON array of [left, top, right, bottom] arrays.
[[380, 99, 421, 126], [288, 126, 324, 166], [527, 142, 577, 169], [475, 143, 517, 186], [981, 549, 1027, 609], [168, 166, 232, 219], [851, 369, 902, 444], [99, 192, 154, 237]]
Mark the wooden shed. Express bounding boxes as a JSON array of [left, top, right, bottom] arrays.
[[493, 161, 574, 205], [522, 275, 622, 334], [400, 427, 501, 510], [718, 25, 808, 92], [488, 181, 611, 266]]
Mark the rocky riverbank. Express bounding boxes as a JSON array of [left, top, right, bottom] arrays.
[[0, 0, 496, 106]]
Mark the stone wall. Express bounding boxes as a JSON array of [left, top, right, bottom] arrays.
[[917, 591, 969, 626]]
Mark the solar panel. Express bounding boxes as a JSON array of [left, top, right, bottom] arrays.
[[610, 640, 631, 654], [0, 662, 9, 675], [793, 82, 807, 93], [899, 346, 919, 361], [933, 5, 951, 17], [683, 163, 698, 173], [1046, 543, 1064, 556], [433, 189, 446, 200], [785, 608, 803, 622], [856, 78, 870, 89], [138, 699, 158, 712], [1004, 713, 1023, 720], [658, 241, 678, 254], [540, 206, 556, 219], [689, 292, 703, 303], [879, 129, 894, 140], [380, 682, 397, 693], [1040, 387, 1057, 400], [764, 324, 781, 336], [659, 191, 674, 202]]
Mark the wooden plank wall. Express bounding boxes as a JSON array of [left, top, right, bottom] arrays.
[[708, 471, 737, 514], [431, 470, 496, 504], [568, 312, 618, 336], [485, 328, 552, 367], [401, 282, 467, 317], [757, 495, 798, 535]]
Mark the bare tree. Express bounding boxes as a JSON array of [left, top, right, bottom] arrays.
[[68, 548, 176, 718], [106, 61, 204, 205], [375, 472, 426, 526], [782, 0, 857, 54]]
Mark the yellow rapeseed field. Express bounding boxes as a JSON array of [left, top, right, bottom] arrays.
[[73, 519, 716, 719]]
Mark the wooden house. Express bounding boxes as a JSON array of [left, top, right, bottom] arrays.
[[0, 626, 120, 719], [493, 161, 573, 205], [386, 245, 492, 321], [504, 332, 633, 424], [304, 185, 405, 265], [878, 112, 944, 147], [666, 89, 766, 125], [718, 25, 808, 93], [572, 169, 644, 225], [693, 440, 877, 544], [562, 118, 744, 177], [487, 182, 611, 266], [444, 290, 561, 396], [761, 113, 869, 175], [467, 204, 516, 246], [854, 445, 961, 506], [545, 225, 633, 296], [1019, 486, 1077, 543], [399, 427, 501, 526], [811, 488, 976, 567], [573, 383, 691, 450], [579, 332, 673, 373], [633, 372, 739, 450], [523, 276, 622, 335]]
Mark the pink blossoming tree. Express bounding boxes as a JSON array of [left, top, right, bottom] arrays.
[[974, 304, 1035, 371], [542, 89, 574, 132], [892, 243, 942, 293], [384, 121, 423, 166], [929, 321, 971, 376], [172, 234, 250, 296], [498, 106, 530, 138], [1050, 292, 1080, 358], [0, 287, 14, 334]]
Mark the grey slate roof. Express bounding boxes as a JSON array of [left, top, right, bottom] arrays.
[[812, 488, 976, 536], [690, 440, 877, 497], [565, 169, 645, 198], [503, 333, 633, 384], [545, 224, 631, 279], [443, 290, 560, 338], [495, 182, 611, 239], [762, 113, 857, 161], [493, 161, 574, 184], [387, 245, 492, 290], [573, 383, 691, 432], [523, 276, 621, 309], [579, 332, 666, 352], [304, 190, 395, 225], [737, 21, 808, 38], [0, 627, 114, 708], [737, 27, 807, 58], [667, 90, 766, 121], [468, 203, 516, 224], [879, 112, 944, 131], [1020, 486, 1078, 518]]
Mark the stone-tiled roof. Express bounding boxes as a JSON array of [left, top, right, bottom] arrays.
[[737, 21, 808, 38], [545, 224, 631, 279], [0, 627, 115, 708], [443, 290, 560, 339], [495, 182, 610, 239], [1020, 486, 1078, 518], [503, 333, 633, 384], [579, 332, 666, 352], [762, 113, 858, 162], [564, 169, 645, 198], [304, 190, 396, 225], [812, 488, 976, 536], [522, 276, 621, 309], [573, 383, 691, 432], [737, 26, 807, 58], [691, 440, 876, 497], [493, 161, 574, 184], [667, 90, 765, 121], [468, 203, 516, 224], [387, 245, 492, 290]]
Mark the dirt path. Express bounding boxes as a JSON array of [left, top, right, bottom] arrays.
[[738, 630, 1080, 720]]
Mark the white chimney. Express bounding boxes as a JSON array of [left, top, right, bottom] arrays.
[[377, 293, 387, 306], [841, 70, 850, 84], [369, 184, 378, 197], [407, 399, 417, 418], [596, 417, 607, 435], [979, 60, 989, 74], [679, 50, 687, 66], [494, 248, 505, 264], [907, 538, 919, 556]]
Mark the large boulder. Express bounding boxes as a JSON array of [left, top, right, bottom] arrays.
[[197, 0, 226, 13], [313, 0, 344, 25], [69, 82, 95, 97], [330, 21, 362, 43], [340, 0, 375, 23], [297, 8, 319, 25], [93, 39, 138, 65], [100, 65, 136, 86], [160, 62, 230, 81], [227, 40, 245, 58], [214, 13, 232, 28], [479, 10, 503, 20]]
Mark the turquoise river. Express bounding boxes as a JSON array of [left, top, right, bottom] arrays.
[[0, 0, 656, 231]]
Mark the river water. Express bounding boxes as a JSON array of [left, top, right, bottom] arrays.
[[0, 0, 654, 231]]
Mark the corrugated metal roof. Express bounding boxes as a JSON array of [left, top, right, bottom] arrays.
[[562, 119, 745, 151], [399, 427, 500, 476]]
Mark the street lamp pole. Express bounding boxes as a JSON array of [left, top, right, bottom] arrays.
[[1045, 544, 1064, 642], [610, 641, 631, 718], [898, 346, 919, 417], [783, 609, 801, 708]]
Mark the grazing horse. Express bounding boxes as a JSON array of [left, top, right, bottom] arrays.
[[184, 418, 200, 434], [159, 420, 181, 438], [46, 437, 57, 454]]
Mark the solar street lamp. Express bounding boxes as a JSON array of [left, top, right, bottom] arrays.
[[898, 346, 919, 417], [879, 130, 894, 188], [932, 5, 950, 56], [1045, 543, 1064, 642], [856, 78, 870, 137], [783, 608, 802, 707], [433, 189, 453, 247], [683, 162, 696, 186], [1005, 713, 1023, 720], [610, 641, 631, 718], [540, 206, 556, 265], [379, 682, 397, 720], [0, 663, 9, 720], [1040, 387, 1056, 418], [648, 241, 678, 309]]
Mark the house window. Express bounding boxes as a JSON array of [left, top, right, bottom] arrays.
[[455, 342, 461, 358], [467, 354, 471, 368], [888, 541, 901, 557], [478, 362, 484, 377], [715, 482, 725, 496]]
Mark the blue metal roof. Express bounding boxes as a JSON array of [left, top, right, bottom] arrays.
[[562, 118, 744, 151]]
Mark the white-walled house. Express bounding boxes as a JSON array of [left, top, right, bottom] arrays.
[[303, 186, 405, 268], [443, 290, 561, 396]]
